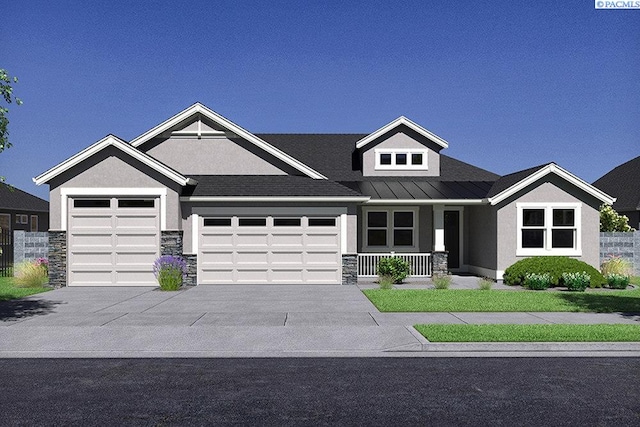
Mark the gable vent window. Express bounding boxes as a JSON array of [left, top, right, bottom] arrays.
[[517, 203, 581, 256], [375, 149, 428, 170]]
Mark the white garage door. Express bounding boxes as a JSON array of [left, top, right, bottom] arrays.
[[198, 215, 341, 284], [68, 197, 160, 286]]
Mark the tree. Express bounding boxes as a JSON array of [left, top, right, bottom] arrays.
[[600, 204, 635, 232], [0, 68, 22, 155]]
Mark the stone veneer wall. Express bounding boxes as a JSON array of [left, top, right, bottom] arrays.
[[342, 254, 357, 285], [431, 251, 448, 275], [600, 231, 640, 276], [160, 231, 197, 286], [48, 231, 67, 288], [13, 231, 49, 264]]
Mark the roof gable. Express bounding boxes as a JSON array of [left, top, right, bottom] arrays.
[[129, 103, 327, 180], [593, 155, 640, 211], [33, 135, 194, 186], [487, 163, 615, 206], [354, 116, 449, 150]]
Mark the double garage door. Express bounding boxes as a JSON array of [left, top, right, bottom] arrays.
[[198, 214, 342, 284], [67, 200, 342, 285], [68, 197, 160, 286]]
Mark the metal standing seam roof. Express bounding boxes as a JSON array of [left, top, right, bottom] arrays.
[[340, 180, 495, 200]]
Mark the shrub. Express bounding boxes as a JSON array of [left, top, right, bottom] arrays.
[[503, 256, 606, 288], [562, 271, 590, 292], [600, 204, 635, 232], [377, 257, 411, 284], [378, 275, 395, 290], [606, 274, 630, 290], [601, 255, 633, 277], [153, 255, 187, 291], [524, 273, 551, 290], [432, 273, 452, 290], [478, 277, 493, 290], [14, 260, 48, 288]]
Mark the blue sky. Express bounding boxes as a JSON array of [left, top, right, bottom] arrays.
[[2, 0, 639, 200]]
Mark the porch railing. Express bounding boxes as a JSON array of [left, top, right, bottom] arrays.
[[357, 253, 432, 277]]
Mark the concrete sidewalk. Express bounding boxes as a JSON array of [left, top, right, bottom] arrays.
[[1, 283, 639, 357]]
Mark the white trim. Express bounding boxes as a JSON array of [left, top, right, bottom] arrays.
[[191, 213, 199, 255], [516, 202, 582, 257], [193, 207, 347, 216], [488, 164, 615, 205], [33, 135, 193, 186], [60, 188, 168, 231], [374, 148, 428, 170], [467, 265, 504, 281], [365, 199, 485, 205], [355, 116, 449, 150], [181, 196, 370, 203], [340, 213, 347, 254], [129, 103, 328, 180], [362, 206, 419, 252]]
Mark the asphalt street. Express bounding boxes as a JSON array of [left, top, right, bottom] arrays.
[[1, 358, 639, 426]]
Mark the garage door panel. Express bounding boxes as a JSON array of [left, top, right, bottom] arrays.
[[270, 252, 304, 264], [70, 270, 113, 285], [201, 233, 234, 246], [115, 234, 158, 246], [115, 271, 157, 285], [115, 215, 158, 229], [70, 215, 113, 228], [199, 213, 341, 285], [71, 252, 113, 265], [115, 252, 158, 265], [236, 234, 269, 246], [69, 233, 113, 247]]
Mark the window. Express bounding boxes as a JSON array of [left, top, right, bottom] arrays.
[[74, 199, 110, 208], [517, 204, 581, 256], [118, 199, 155, 208], [274, 218, 301, 227], [204, 218, 231, 227], [365, 209, 416, 249], [308, 218, 336, 227], [238, 218, 266, 227], [374, 149, 428, 170], [16, 214, 28, 224], [30, 215, 38, 232]]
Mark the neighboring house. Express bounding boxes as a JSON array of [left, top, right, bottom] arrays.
[[593, 155, 640, 230], [33, 103, 614, 287], [0, 184, 49, 234]]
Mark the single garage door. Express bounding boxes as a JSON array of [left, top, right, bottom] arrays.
[[199, 215, 341, 284], [68, 197, 160, 286]]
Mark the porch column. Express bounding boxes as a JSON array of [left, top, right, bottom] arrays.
[[433, 205, 445, 252]]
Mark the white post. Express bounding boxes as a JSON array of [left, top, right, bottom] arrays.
[[433, 205, 445, 252]]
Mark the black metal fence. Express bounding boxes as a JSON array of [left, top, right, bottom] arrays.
[[0, 229, 13, 277]]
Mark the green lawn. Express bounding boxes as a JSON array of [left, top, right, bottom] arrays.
[[0, 276, 51, 301], [363, 289, 640, 313], [415, 324, 640, 342]]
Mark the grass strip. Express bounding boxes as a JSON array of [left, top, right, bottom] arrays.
[[0, 276, 51, 301], [363, 289, 640, 313], [415, 324, 640, 342]]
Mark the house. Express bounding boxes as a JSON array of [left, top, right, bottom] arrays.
[[0, 184, 49, 234], [33, 103, 614, 287], [593, 155, 640, 229]]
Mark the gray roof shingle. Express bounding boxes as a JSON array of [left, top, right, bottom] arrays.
[[0, 184, 49, 212], [593, 155, 640, 211]]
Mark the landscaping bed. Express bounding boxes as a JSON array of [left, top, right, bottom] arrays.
[[363, 289, 640, 313], [415, 324, 640, 342]]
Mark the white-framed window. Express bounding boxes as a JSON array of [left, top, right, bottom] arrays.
[[15, 214, 28, 224], [363, 208, 418, 251], [374, 149, 428, 170], [516, 203, 581, 256], [30, 215, 38, 232]]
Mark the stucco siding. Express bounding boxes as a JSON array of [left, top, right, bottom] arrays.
[[361, 131, 441, 177], [48, 147, 182, 230], [143, 135, 296, 176], [495, 177, 601, 271]]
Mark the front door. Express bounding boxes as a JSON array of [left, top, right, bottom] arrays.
[[444, 210, 460, 269]]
